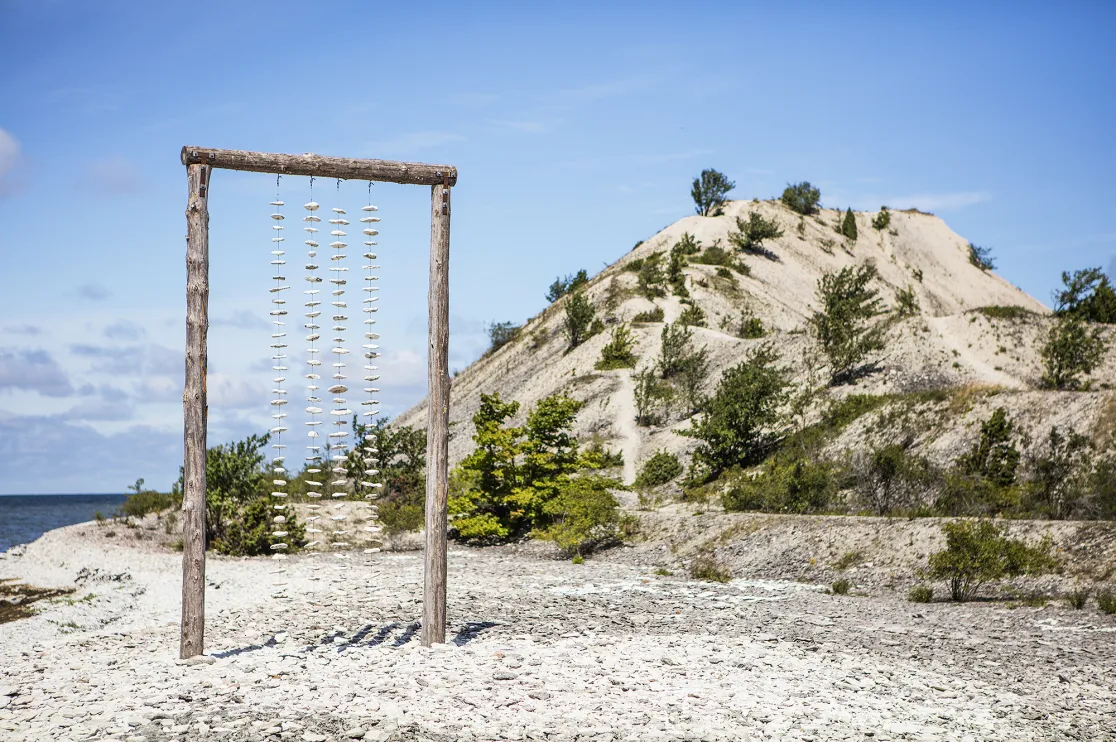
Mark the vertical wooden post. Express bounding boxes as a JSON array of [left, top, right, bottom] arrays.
[[422, 180, 451, 646], [180, 163, 211, 659]]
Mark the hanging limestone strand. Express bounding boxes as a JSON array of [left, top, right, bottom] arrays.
[[268, 189, 291, 563], [327, 184, 353, 553], [360, 199, 384, 553], [302, 192, 324, 548]]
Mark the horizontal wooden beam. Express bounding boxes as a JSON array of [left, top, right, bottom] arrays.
[[180, 147, 458, 187]]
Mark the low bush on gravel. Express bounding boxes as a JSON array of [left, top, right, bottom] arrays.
[[974, 305, 1034, 321], [908, 584, 934, 603], [1066, 587, 1090, 610], [118, 478, 178, 519], [722, 453, 840, 515], [595, 323, 638, 370], [632, 306, 665, 323], [634, 451, 683, 489], [1097, 589, 1116, 615], [926, 520, 1059, 602], [830, 579, 851, 595], [689, 554, 732, 583]]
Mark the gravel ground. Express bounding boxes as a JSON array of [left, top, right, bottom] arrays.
[[1, 522, 1114, 742]]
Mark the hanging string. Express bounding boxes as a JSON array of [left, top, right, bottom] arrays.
[[303, 177, 324, 548], [328, 177, 352, 553], [360, 181, 384, 553], [268, 175, 291, 564]]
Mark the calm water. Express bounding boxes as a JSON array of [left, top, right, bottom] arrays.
[[0, 494, 127, 553]]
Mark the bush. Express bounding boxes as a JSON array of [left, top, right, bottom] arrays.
[[686, 343, 789, 476], [690, 554, 732, 582], [213, 495, 306, 557], [377, 499, 424, 535], [563, 290, 597, 349], [809, 264, 889, 385], [537, 476, 621, 557], [926, 520, 1058, 602], [547, 269, 589, 303], [1067, 587, 1090, 610], [637, 252, 667, 298], [895, 285, 920, 317], [691, 169, 735, 216], [1098, 589, 1116, 614], [632, 306, 665, 323], [840, 208, 858, 241], [693, 245, 749, 275], [968, 243, 995, 271], [856, 442, 931, 515], [780, 182, 821, 215], [1040, 316, 1107, 390], [957, 407, 1020, 487], [1054, 267, 1116, 323], [723, 312, 765, 339], [728, 213, 784, 254], [668, 246, 689, 297], [679, 304, 706, 327], [871, 207, 891, 231], [633, 366, 675, 426], [635, 451, 683, 488], [486, 321, 520, 352], [1025, 426, 1092, 519], [658, 322, 696, 379], [595, 324, 638, 370], [119, 479, 177, 519], [674, 232, 702, 255], [908, 584, 934, 603], [975, 305, 1033, 320], [830, 579, 851, 595], [722, 454, 839, 514]]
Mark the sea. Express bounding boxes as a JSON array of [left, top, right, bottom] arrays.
[[0, 494, 127, 553]]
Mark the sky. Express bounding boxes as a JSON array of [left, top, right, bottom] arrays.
[[0, 1, 1114, 494]]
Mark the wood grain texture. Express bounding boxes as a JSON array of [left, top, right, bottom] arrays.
[[180, 163, 211, 659], [421, 183, 452, 646], [181, 147, 458, 186]]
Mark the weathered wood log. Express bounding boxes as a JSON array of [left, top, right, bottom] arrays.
[[421, 182, 452, 646], [181, 147, 458, 187], [180, 163, 211, 659]]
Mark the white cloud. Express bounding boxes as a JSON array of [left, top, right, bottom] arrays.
[[103, 319, 146, 340], [75, 282, 111, 301], [0, 128, 22, 196], [0, 348, 74, 397]]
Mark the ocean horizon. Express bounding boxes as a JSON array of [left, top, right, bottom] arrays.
[[0, 493, 128, 553]]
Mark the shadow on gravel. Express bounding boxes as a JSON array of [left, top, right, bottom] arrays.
[[210, 635, 278, 659], [451, 621, 500, 646]]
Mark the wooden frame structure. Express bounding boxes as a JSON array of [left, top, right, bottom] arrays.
[[179, 146, 456, 658]]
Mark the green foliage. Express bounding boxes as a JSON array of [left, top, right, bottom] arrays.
[[722, 311, 766, 339], [975, 305, 1034, 320], [691, 168, 735, 216], [676, 345, 711, 415], [377, 500, 424, 535], [1053, 267, 1116, 323], [595, 324, 639, 370], [780, 182, 821, 215], [871, 207, 891, 231], [689, 554, 732, 582], [563, 290, 597, 349], [214, 495, 306, 557], [626, 257, 645, 272], [1067, 587, 1090, 610], [486, 321, 521, 352], [633, 366, 675, 426], [858, 441, 932, 515], [810, 264, 889, 385], [968, 243, 995, 271], [635, 451, 684, 488], [830, 579, 851, 595], [895, 285, 920, 317], [728, 213, 785, 254], [840, 208, 858, 241], [674, 232, 702, 255], [1098, 589, 1116, 614], [678, 304, 706, 327], [686, 343, 790, 476], [638, 252, 667, 298], [822, 394, 889, 431], [908, 585, 934, 603], [692, 245, 749, 275], [722, 453, 840, 514], [958, 407, 1020, 487], [658, 322, 695, 379], [449, 392, 614, 547], [119, 478, 178, 519], [1025, 426, 1092, 519], [632, 305, 665, 323], [927, 520, 1058, 602], [537, 475, 621, 556], [547, 269, 589, 303], [667, 246, 689, 297], [347, 417, 426, 532], [1040, 316, 1107, 390]]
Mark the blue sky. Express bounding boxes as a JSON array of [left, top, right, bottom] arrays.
[[0, 1, 1113, 493]]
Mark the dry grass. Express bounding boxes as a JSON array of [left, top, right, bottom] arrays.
[[1091, 392, 1116, 448], [947, 383, 1006, 415], [0, 579, 73, 624]]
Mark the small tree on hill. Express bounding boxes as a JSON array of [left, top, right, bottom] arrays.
[[546, 269, 589, 303], [658, 322, 695, 379], [780, 182, 821, 215], [927, 520, 1057, 602], [691, 168, 735, 216], [871, 207, 891, 231], [1054, 267, 1116, 324], [563, 290, 596, 350], [684, 343, 790, 476], [809, 264, 889, 385], [633, 366, 674, 426], [486, 321, 520, 352], [728, 213, 784, 254], [595, 324, 638, 370], [968, 243, 995, 271], [841, 208, 858, 241], [958, 407, 1020, 487], [1040, 316, 1107, 390]]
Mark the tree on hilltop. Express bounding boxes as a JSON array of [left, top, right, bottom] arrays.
[[691, 169, 735, 216]]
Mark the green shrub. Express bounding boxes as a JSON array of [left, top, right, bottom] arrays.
[[378, 500, 424, 535], [895, 285, 920, 317], [857, 442, 931, 515], [638, 252, 667, 298], [635, 451, 684, 488], [810, 264, 889, 385], [658, 322, 696, 379], [780, 182, 821, 215], [689, 554, 732, 582], [830, 579, 851, 595], [626, 257, 645, 272], [674, 232, 702, 255], [1097, 589, 1116, 614], [654, 567, 673, 576], [1054, 267, 1116, 323], [632, 306, 665, 323], [633, 366, 675, 426], [728, 213, 784, 254], [668, 246, 689, 297], [119, 479, 178, 519], [871, 207, 891, 231], [908, 584, 934, 603], [968, 243, 995, 271], [821, 394, 889, 431], [212, 495, 306, 557], [1040, 316, 1108, 390], [832, 550, 862, 570], [563, 290, 597, 349], [926, 520, 1059, 602], [547, 269, 589, 302], [1067, 587, 1090, 610], [975, 305, 1033, 321], [679, 304, 706, 327], [686, 343, 789, 475], [693, 245, 749, 275], [840, 208, 858, 241], [958, 407, 1020, 487], [691, 169, 735, 216], [486, 321, 521, 352], [595, 324, 638, 370], [722, 454, 839, 514], [537, 476, 621, 557], [1025, 426, 1092, 519]]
